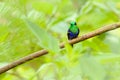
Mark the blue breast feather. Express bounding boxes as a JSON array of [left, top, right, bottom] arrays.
[[67, 29, 79, 40]]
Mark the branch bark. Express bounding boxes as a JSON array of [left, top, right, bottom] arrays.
[[0, 22, 120, 74]]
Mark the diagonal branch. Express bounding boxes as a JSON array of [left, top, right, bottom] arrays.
[[0, 22, 120, 74]]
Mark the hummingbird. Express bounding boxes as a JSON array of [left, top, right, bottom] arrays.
[[67, 21, 79, 46]]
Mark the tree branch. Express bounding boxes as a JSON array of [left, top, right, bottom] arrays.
[[0, 22, 120, 74]]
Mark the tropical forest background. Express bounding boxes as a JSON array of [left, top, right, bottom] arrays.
[[0, 0, 120, 80]]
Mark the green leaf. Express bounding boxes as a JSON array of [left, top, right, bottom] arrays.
[[80, 1, 93, 15], [105, 34, 120, 53], [24, 20, 60, 54], [32, 1, 54, 14], [80, 55, 106, 80], [29, 63, 58, 80], [51, 22, 68, 35], [93, 2, 108, 11], [0, 26, 9, 42], [96, 54, 120, 63], [0, 73, 6, 80]]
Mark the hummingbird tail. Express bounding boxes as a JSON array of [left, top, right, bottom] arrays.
[[71, 44, 73, 47]]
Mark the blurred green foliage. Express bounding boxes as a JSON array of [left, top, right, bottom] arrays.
[[0, 0, 120, 80]]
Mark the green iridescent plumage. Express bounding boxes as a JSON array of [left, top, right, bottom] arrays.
[[67, 22, 79, 47], [67, 21, 79, 40], [69, 22, 79, 34]]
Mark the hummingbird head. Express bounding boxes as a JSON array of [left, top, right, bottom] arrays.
[[70, 21, 77, 26]]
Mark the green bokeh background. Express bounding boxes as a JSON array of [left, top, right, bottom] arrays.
[[0, 0, 120, 80]]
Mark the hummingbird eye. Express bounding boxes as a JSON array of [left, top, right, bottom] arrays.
[[70, 21, 77, 25], [74, 22, 77, 25]]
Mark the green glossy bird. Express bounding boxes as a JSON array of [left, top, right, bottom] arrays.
[[67, 21, 79, 46]]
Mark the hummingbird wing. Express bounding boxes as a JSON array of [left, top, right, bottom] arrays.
[[67, 29, 79, 40]]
